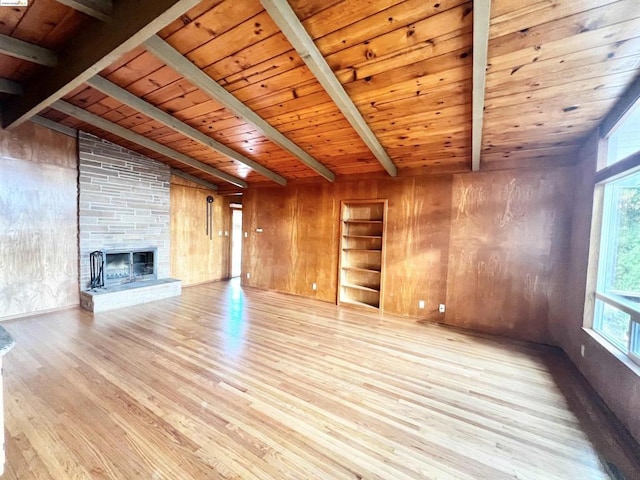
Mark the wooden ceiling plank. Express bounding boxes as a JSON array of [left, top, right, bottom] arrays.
[[483, 116, 601, 135], [368, 107, 472, 133], [287, 0, 344, 22], [334, 30, 472, 85], [142, 78, 199, 106], [480, 155, 577, 171], [486, 57, 640, 99], [488, 20, 640, 75], [311, 0, 469, 57], [0, 54, 22, 79], [326, 6, 472, 74], [11, 0, 76, 47], [65, 85, 107, 109], [363, 85, 472, 120], [484, 98, 617, 124], [346, 55, 472, 105], [154, 90, 216, 119], [3, 58, 43, 84], [261, 0, 397, 177], [99, 46, 146, 77], [221, 48, 303, 91], [105, 55, 170, 94], [487, 38, 640, 89], [30, 114, 77, 137], [170, 168, 219, 191], [144, 34, 336, 182], [483, 143, 580, 157], [54, 0, 113, 22], [2, 0, 202, 130], [482, 130, 584, 145], [490, 0, 621, 40], [160, 0, 225, 38], [248, 81, 325, 114], [208, 33, 294, 83], [0, 4, 27, 36], [52, 99, 247, 188], [274, 109, 341, 134], [0, 33, 57, 66], [126, 65, 189, 99], [0, 78, 23, 95], [190, 103, 283, 135], [86, 76, 294, 184], [489, 0, 640, 60], [484, 83, 630, 113], [472, 0, 491, 171], [163, 0, 263, 56], [185, 10, 281, 71]]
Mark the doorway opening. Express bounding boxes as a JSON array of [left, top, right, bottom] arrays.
[[230, 206, 242, 278]]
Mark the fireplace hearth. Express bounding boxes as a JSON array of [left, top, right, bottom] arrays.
[[82, 246, 180, 312]]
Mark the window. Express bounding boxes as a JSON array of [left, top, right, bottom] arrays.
[[590, 99, 640, 367], [606, 103, 640, 167]]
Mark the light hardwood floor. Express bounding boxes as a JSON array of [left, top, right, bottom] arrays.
[[1, 280, 639, 479]]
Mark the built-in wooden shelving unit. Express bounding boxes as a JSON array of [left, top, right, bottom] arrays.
[[337, 199, 388, 311]]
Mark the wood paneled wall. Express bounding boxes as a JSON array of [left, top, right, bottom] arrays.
[[242, 167, 575, 344], [170, 176, 232, 286], [0, 122, 79, 319], [558, 133, 640, 444], [446, 170, 574, 342]]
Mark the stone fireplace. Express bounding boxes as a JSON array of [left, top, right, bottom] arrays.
[[77, 132, 180, 311]]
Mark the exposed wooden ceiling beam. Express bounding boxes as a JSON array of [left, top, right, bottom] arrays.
[[54, 0, 113, 22], [52, 100, 248, 188], [0, 33, 57, 67], [0, 78, 23, 96], [31, 115, 77, 137], [260, 0, 397, 178], [144, 35, 336, 182], [471, 0, 491, 172], [87, 75, 287, 186], [171, 168, 219, 191], [1, 0, 201, 130]]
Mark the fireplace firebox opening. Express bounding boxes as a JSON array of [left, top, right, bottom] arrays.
[[101, 248, 157, 286]]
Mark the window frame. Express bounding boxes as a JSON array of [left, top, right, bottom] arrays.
[[586, 93, 640, 368]]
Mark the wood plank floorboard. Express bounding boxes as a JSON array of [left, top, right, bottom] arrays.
[[1, 279, 638, 479]]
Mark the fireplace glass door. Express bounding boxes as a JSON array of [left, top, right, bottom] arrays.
[[103, 249, 157, 285]]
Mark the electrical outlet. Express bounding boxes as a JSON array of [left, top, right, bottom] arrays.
[[580, 344, 585, 357], [312, 283, 317, 290], [224, 231, 228, 236], [439, 304, 446, 313], [244, 232, 248, 238], [218, 230, 222, 236], [246, 272, 250, 279], [418, 300, 425, 309]]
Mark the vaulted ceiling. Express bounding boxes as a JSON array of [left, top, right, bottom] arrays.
[[1, 0, 640, 191]]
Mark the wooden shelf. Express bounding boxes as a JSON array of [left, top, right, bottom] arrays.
[[342, 266, 381, 274], [339, 297, 380, 310], [342, 235, 382, 239], [342, 248, 381, 252], [338, 199, 387, 311], [343, 220, 383, 224], [342, 283, 379, 293]]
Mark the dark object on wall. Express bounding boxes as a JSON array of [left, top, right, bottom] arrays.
[[206, 195, 214, 240], [89, 250, 104, 289]]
